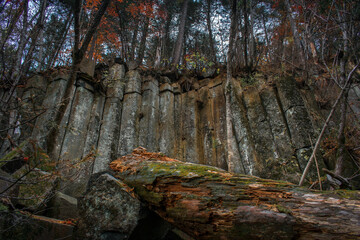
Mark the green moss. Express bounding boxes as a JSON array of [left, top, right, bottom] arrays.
[[240, 75, 258, 88], [13, 169, 56, 209], [0, 202, 8, 211], [332, 190, 360, 200], [0, 141, 28, 168], [276, 204, 293, 215]]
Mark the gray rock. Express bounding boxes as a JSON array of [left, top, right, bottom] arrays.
[[201, 67, 216, 79], [0, 211, 74, 240], [118, 71, 142, 156], [0, 169, 19, 199], [79, 57, 96, 77], [242, 87, 277, 177], [276, 76, 305, 111], [58, 78, 95, 197], [159, 83, 175, 157], [230, 86, 256, 175], [127, 61, 139, 71], [139, 77, 159, 152], [94, 64, 126, 173], [260, 87, 293, 159], [13, 166, 57, 211], [77, 173, 141, 239], [30, 73, 70, 151], [51, 192, 79, 220]]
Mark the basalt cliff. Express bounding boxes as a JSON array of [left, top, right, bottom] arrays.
[[1, 63, 359, 239]]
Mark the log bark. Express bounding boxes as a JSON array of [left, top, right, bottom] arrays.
[[109, 147, 360, 240]]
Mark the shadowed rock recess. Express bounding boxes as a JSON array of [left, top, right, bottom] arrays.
[[1, 64, 339, 239]]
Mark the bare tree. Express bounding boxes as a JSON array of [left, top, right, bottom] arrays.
[[171, 0, 189, 71], [47, 0, 112, 157], [206, 0, 217, 64]]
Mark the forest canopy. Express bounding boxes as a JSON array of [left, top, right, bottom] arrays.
[[1, 0, 358, 79], [0, 0, 360, 187]]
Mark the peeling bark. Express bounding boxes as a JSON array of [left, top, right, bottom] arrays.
[[110, 148, 360, 240]]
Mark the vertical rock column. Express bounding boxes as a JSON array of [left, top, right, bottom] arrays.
[[173, 83, 182, 159], [93, 64, 126, 173], [58, 74, 95, 196], [30, 70, 72, 153], [210, 81, 228, 170], [82, 94, 106, 158], [159, 83, 175, 157], [230, 83, 256, 175], [197, 86, 212, 166], [259, 87, 293, 159], [276, 77, 320, 178], [17, 74, 48, 144], [180, 90, 199, 163], [0, 74, 48, 156], [242, 86, 278, 177], [118, 70, 142, 156], [139, 76, 159, 152]]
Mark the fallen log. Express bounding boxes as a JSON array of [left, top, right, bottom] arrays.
[[109, 147, 360, 240]]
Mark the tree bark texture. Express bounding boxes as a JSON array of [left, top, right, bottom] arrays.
[[129, 22, 139, 61], [137, 16, 150, 65], [171, 0, 189, 70], [284, 0, 305, 66], [206, 0, 217, 64], [109, 148, 360, 240]]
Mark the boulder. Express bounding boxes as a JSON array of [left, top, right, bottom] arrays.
[[0, 210, 74, 240], [76, 173, 141, 239]]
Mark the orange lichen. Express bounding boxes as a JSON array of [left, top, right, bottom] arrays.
[[110, 147, 180, 173]]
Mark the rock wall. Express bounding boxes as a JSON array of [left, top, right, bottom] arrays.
[[0, 64, 326, 199]]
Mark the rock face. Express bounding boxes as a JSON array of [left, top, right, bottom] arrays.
[[76, 173, 141, 239], [0, 65, 331, 202]]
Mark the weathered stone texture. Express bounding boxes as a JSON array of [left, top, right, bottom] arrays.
[[1, 68, 327, 191], [118, 70, 142, 156], [159, 83, 175, 157], [139, 77, 159, 152], [93, 64, 126, 173], [77, 173, 141, 239], [30, 71, 69, 151]]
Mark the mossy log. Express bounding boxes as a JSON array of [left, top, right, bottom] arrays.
[[109, 147, 360, 240]]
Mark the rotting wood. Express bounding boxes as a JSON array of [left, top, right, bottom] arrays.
[[110, 147, 360, 240]]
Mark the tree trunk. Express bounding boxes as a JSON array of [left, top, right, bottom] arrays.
[[116, 8, 129, 61], [109, 148, 360, 240], [335, 3, 350, 177], [129, 22, 139, 61], [171, 0, 189, 71], [4, 0, 47, 106], [261, 14, 270, 61], [10, 0, 28, 82], [206, 0, 216, 64], [243, 0, 249, 70], [284, 0, 305, 67], [249, 0, 255, 69], [22, 0, 48, 75], [137, 16, 150, 65], [0, 0, 25, 51], [161, 6, 173, 66], [48, 12, 73, 68]]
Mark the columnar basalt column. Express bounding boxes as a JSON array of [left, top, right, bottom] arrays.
[[118, 70, 142, 156], [93, 64, 126, 173], [276, 77, 315, 171], [59, 74, 95, 196], [139, 76, 159, 152], [158, 82, 175, 157], [30, 70, 72, 154]]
